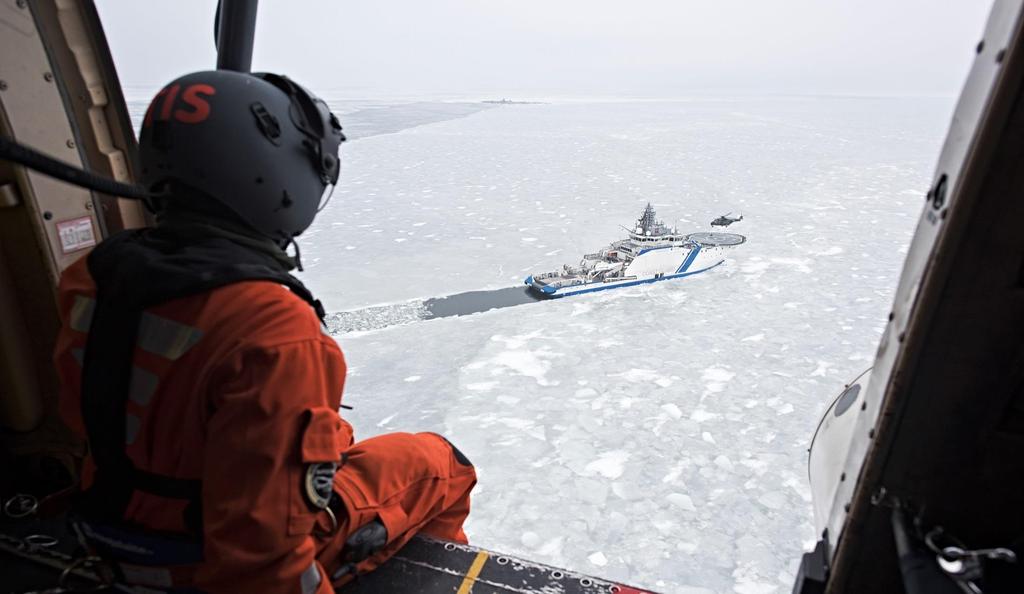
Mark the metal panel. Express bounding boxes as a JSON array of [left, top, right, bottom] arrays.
[[34, 0, 147, 233], [0, 0, 101, 279], [0, 0, 129, 474], [0, 0, 87, 438]]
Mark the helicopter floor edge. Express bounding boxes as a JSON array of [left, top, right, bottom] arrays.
[[345, 535, 658, 593], [0, 518, 659, 594]]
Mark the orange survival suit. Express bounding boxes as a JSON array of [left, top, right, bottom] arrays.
[[53, 223, 476, 593]]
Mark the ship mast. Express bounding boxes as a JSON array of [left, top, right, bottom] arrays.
[[639, 203, 658, 235]]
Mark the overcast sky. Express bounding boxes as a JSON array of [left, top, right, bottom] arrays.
[[95, 1, 994, 98]]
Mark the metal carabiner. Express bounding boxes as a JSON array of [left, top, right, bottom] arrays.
[[926, 526, 1018, 594], [313, 504, 339, 538], [56, 555, 112, 593], [4, 493, 39, 518]]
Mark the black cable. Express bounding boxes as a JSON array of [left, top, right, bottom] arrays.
[[0, 135, 151, 201]]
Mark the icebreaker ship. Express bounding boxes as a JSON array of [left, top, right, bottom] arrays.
[[525, 203, 745, 297]]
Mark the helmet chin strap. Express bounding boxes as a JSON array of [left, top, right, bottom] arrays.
[[317, 182, 337, 213], [286, 236, 304, 272], [282, 182, 333, 271]]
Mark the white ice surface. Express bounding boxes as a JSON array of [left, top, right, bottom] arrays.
[[304, 97, 953, 593], [177, 96, 952, 592]]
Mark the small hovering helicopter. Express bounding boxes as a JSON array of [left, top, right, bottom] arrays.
[[710, 212, 743, 227]]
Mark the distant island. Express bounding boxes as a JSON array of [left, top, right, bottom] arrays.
[[482, 98, 546, 105]]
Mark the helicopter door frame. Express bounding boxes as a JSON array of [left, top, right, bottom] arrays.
[[0, 0, 141, 478]]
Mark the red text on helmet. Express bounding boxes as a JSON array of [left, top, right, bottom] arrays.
[[144, 84, 217, 127]]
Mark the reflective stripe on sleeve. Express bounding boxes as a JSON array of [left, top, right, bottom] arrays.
[[128, 366, 159, 406], [301, 562, 322, 594], [137, 313, 203, 360], [125, 413, 141, 445], [69, 295, 96, 333]]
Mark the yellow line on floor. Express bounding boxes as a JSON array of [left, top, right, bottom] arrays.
[[455, 551, 490, 594]]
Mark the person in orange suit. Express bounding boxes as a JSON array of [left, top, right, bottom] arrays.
[[53, 70, 476, 593]]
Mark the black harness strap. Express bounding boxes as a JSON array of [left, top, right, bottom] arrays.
[[79, 297, 144, 520], [134, 468, 204, 500], [78, 295, 207, 532]]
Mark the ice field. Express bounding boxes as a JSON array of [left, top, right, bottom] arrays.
[[132, 95, 953, 593]]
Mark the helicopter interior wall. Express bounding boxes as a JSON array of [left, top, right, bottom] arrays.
[[0, 0, 139, 493], [823, 2, 1024, 591], [831, 102, 1024, 593], [28, 0, 147, 233], [0, 0, 82, 449]]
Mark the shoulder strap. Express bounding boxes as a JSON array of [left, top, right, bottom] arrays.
[[77, 295, 204, 532]]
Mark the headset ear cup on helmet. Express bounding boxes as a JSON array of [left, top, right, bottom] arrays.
[[137, 70, 345, 241], [262, 75, 344, 186]]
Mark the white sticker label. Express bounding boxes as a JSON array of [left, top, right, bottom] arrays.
[[56, 216, 97, 254]]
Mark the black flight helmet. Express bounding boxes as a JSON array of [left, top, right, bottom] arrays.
[[138, 70, 345, 244]]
